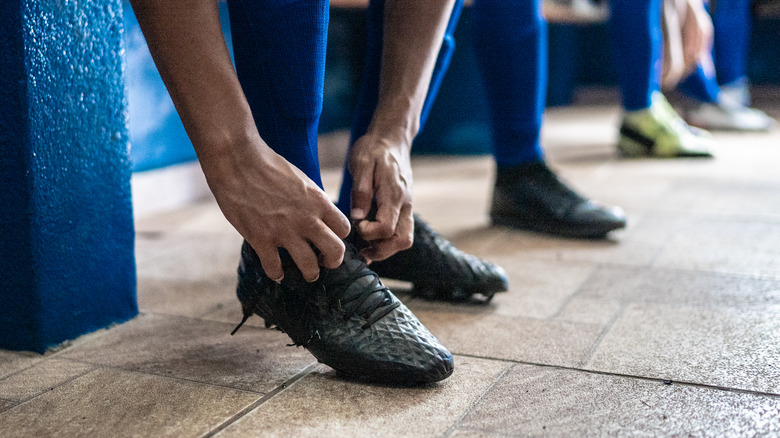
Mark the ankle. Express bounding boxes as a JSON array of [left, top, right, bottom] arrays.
[[495, 161, 547, 186]]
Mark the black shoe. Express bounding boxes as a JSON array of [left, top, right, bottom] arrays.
[[369, 215, 508, 303], [232, 239, 454, 385], [490, 162, 627, 238]]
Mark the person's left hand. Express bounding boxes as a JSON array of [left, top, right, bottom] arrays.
[[348, 131, 414, 262]]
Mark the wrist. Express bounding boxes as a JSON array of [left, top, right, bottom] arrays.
[[365, 116, 418, 150]]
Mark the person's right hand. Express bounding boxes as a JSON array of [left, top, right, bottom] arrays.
[[200, 134, 351, 283]]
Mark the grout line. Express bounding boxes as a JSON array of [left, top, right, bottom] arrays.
[[0, 401, 18, 414], [440, 363, 516, 438], [548, 265, 602, 321], [55, 361, 268, 397], [453, 426, 520, 438], [201, 362, 320, 438], [577, 301, 628, 367], [451, 352, 780, 399], [5, 367, 99, 411]]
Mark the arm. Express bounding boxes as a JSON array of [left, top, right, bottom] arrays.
[[349, 0, 456, 261], [129, 0, 350, 282]]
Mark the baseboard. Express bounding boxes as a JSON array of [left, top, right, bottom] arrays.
[[131, 161, 211, 219]]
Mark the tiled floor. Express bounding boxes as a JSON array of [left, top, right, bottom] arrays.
[[3, 89, 780, 436]]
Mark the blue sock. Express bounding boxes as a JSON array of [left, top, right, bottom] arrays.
[[678, 65, 721, 103], [712, 0, 751, 86], [609, 0, 663, 111], [472, 0, 546, 168], [335, 0, 465, 214], [227, 0, 328, 189]]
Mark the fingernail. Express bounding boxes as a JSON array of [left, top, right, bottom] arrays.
[[351, 208, 365, 219]]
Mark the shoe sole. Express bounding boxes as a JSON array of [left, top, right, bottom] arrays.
[[412, 276, 508, 303], [491, 214, 625, 239]]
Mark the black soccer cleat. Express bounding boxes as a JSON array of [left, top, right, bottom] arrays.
[[233, 239, 454, 385], [369, 215, 508, 303]]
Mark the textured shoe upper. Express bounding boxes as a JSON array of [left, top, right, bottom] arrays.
[[236, 240, 454, 385], [369, 215, 508, 302]]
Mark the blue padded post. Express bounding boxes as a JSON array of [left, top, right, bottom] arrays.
[[0, 0, 138, 353]]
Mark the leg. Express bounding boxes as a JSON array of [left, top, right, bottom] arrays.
[[227, 0, 455, 384], [711, 0, 751, 88], [611, 0, 714, 157], [227, 0, 328, 188], [472, 0, 546, 167], [609, 0, 662, 111], [339, 0, 508, 302], [676, 0, 774, 131], [469, 0, 625, 237], [336, 0, 464, 214], [677, 66, 721, 104]]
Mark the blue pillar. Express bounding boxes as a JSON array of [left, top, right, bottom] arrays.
[[0, 0, 138, 353]]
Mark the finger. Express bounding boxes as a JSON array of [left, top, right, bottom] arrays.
[[285, 240, 321, 282], [321, 202, 351, 240], [361, 205, 413, 261], [254, 243, 284, 282], [350, 162, 375, 221], [358, 195, 401, 241], [308, 222, 346, 270]]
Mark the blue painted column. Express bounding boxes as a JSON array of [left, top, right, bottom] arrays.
[[0, 0, 138, 353]]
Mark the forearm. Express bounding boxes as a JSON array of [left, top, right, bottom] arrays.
[[368, 0, 456, 145], [129, 0, 260, 161]]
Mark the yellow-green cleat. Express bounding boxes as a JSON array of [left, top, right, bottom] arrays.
[[618, 93, 715, 158]]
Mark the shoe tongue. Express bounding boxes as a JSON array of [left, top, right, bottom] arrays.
[[321, 251, 397, 323]]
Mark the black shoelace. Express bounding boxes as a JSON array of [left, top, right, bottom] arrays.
[[320, 259, 400, 330]]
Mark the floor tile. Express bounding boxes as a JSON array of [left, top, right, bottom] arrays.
[[405, 258, 596, 320], [58, 314, 316, 394], [136, 199, 231, 235], [577, 265, 780, 309], [0, 400, 15, 413], [474, 212, 678, 268], [686, 178, 780, 216], [0, 351, 44, 381], [554, 296, 623, 326], [0, 368, 258, 438], [137, 275, 237, 318], [449, 430, 504, 438], [136, 232, 243, 281], [653, 215, 780, 278], [0, 359, 94, 402], [414, 308, 604, 367], [216, 356, 509, 438], [586, 303, 780, 394], [456, 364, 780, 436]]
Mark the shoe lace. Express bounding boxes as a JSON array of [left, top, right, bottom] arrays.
[[320, 256, 400, 329]]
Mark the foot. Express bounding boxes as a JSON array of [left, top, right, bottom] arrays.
[[618, 92, 715, 158], [233, 239, 454, 385], [685, 102, 775, 132], [368, 215, 509, 303], [490, 161, 627, 238]]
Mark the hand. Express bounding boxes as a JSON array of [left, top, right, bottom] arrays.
[[681, 0, 713, 68], [202, 134, 351, 282], [348, 132, 414, 261]]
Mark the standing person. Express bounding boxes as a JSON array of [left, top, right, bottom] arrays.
[[675, 0, 775, 131], [129, 0, 457, 385], [610, 0, 717, 157], [336, 0, 627, 303]]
